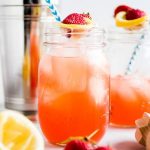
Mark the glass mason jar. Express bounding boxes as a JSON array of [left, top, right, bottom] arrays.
[[38, 26, 109, 144], [106, 27, 150, 127], [0, 4, 56, 118]]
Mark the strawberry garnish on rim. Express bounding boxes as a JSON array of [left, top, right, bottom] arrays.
[[62, 13, 92, 25], [60, 12, 93, 39], [114, 5, 132, 17], [126, 9, 146, 20], [114, 5, 148, 29]]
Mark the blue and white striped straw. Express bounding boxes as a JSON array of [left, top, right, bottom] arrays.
[[45, 0, 61, 22], [125, 34, 145, 75], [125, 22, 150, 75]]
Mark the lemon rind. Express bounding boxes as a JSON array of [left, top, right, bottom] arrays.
[[115, 11, 148, 27], [0, 110, 44, 150], [59, 22, 93, 30]]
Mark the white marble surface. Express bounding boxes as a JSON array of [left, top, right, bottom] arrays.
[[45, 127, 145, 150], [0, 101, 145, 150]]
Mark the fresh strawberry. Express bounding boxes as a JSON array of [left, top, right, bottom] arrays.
[[62, 13, 87, 25], [64, 140, 90, 150], [114, 5, 132, 17], [81, 13, 92, 20], [94, 146, 112, 150], [126, 9, 146, 20]]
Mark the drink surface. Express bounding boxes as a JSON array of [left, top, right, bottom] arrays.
[[110, 75, 150, 126], [38, 51, 109, 144]]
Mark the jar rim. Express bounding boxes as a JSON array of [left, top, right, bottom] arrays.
[[44, 24, 107, 48], [107, 24, 150, 34], [107, 25, 150, 43], [45, 25, 106, 35]]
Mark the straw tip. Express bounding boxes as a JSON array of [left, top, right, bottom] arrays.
[[46, 0, 51, 3]]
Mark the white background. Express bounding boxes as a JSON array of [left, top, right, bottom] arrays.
[[1, 0, 150, 25], [60, 0, 150, 26], [0, 0, 150, 103]]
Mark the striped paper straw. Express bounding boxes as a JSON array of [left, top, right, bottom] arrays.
[[45, 0, 61, 22], [125, 23, 150, 75], [125, 34, 145, 75]]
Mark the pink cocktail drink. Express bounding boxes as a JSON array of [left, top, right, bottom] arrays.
[[110, 75, 150, 126], [38, 25, 109, 144]]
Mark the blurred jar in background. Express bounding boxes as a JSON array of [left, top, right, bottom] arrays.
[[106, 27, 150, 127], [0, 2, 59, 119]]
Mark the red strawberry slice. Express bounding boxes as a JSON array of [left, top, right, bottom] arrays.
[[60, 13, 93, 39], [94, 146, 112, 150], [81, 13, 92, 20], [62, 13, 87, 25], [126, 9, 146, 20], [114, 5, 132, 17], [64, 140, 90, 150]]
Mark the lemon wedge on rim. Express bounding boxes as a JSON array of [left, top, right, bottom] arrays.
[[59, 22, 93, 30], [0, 110, 44, 150], [59, 18, 93, 30], [115, 11, 148, 27]]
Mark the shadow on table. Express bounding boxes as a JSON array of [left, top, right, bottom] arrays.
[[113, 141, 145, 150]]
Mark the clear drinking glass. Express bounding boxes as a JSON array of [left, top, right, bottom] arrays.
[[38, 26, 109, 144], [106, 27, 150, 127], [0, 4, 55, 118]]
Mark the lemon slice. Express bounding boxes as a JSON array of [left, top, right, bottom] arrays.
[[59, 22, 93, 30], [0, 110, 44, 150], [59, 18, 93, 30], [59, 18, 93, 39], [115, 11, 148, 27]]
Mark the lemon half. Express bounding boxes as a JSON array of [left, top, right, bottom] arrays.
[[0, 110, 44, 150]]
